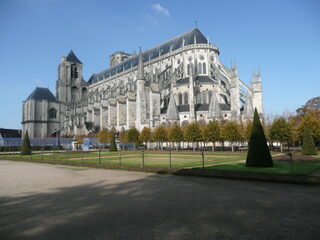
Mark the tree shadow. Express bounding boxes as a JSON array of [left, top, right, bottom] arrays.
[[1, 174, 320, 240]]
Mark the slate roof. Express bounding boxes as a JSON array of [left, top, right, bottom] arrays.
[[66, 50, 82, 64], [0, 128, 21, 138], [26, 87, 58, 102], [176, 76, 216, 85], [88, 28, 208, 84]]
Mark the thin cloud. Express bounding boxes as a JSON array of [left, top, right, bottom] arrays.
[[152, 3, 170, 16]]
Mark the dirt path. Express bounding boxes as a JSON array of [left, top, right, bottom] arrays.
[[1, 160, 319, 240]]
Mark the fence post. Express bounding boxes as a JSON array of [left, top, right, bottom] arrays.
[[142, 151, 144, 168], [41, 149, 44, 161], [201, 151, 204, 170], [30, 149, 32, 161], [4, 148, 6, 160], [82, 150, 84, 164], [98, 148, 101, 165], [169, 150, 172, 168], [53, 148, 55, 163], [119, 152, 122, 166]]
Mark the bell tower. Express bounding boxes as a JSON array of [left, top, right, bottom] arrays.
[[56, 50, 83, 103]]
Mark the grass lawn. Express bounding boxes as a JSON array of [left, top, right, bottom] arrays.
[[1, 150, 247, 169], [202, 161, 320, 176]]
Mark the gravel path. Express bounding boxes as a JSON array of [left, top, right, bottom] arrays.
[[0, 160, 320, 240]]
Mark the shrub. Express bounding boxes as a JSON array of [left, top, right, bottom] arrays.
[[246, 108, 273, 167], [109, 133, 117, 152], [21, 131, 31, 155], [301, 127, 317, 155]]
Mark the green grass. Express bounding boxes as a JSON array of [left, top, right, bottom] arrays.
[[1, 150, 247, 169], [202, 162, 320, 176], [2, 151, 319, 176]]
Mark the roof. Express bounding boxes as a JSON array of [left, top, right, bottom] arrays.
[[25, 87, 58, 102], [66, 50, 82, 64], [88, 28, 208, 84], [0, 128, 21, 138], [176, 76, 216, 85]]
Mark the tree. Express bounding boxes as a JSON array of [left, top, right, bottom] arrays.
[[184, 122, 202, 151], [21, 131, 31, 155], [203, 120, 221, 151], [221, 121, 243, 152], [269, 117, 293, 152], [109, 133, 117, 152], [168, 124, 184, 150], [98, 129, 109, 143], [297, 110, 320, 141], [153, 125, 168, 150], [246, 108, 273, 167], [118, 128, 127, 150], [242, 120, 253, 142], [127, 127, 140, 149], [301, 127, 317, 155], [140, 127, 152, 149]]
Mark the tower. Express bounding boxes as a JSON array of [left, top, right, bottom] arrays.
[[135, 48, 147, 128], [56, 50, 83, 103], [251, 72, 263, 115]]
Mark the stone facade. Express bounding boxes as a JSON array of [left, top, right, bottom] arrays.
[[22, 28, 264, 137]]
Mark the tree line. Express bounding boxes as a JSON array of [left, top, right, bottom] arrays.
[[92, 108, 319, 152]]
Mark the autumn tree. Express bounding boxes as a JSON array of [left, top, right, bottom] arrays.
[[153, 125, 168, 150], [221, 121, 243, 152], [98, 129, 109, 148], [118, 128, 127, 150], [184, 122, 202, 151], [168, 124, 184, 150], [246, 108, 273, 167], [203, 120, 221, 151], [126, 127, 140, 149], [140, 127, 152, 149], [268, 117, 293, 152], [301, 127, 317, 155], [297, 110, 320, 142]]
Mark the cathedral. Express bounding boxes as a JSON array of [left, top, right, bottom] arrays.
[[22, 28, 263, 138]]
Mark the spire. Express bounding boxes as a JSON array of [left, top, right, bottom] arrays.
[[137, 47, 144, 80], [166, 92, 180, 121], [66, 50, 82, 64], [208, 92, 222, 119]]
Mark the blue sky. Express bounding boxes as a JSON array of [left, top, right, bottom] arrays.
[[0, 0, 319, 129]]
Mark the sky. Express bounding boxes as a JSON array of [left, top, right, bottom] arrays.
[[0, 0, 319, 129]]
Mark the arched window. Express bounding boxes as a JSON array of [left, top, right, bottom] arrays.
[[187, 64, 190, 75], [178, 93, 183, 105], [203, 63, 206, 74], [196, 90, 201, 104], [49, 109, 57, 119], [81, 88, 87, 101], [202, 91, 207, 104], [198, 62, 202, 74], [184, 92, 188, 105], [71, 64, 78, 79], [208, 91, 213, 103], [71, 87, 78, 101]]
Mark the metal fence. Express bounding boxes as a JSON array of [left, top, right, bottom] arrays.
[[0, 149, 214, 170]]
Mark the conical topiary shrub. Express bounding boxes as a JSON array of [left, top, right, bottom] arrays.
[[246, 108, 273, 167], [301, 127, 317, 155], [109, 133, 117, 152], [21, 131, 31, 155]]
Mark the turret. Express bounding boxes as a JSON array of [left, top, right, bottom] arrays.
[[251, 71, 263, 115], [229, 64, 240, 121], [135, 48, 147, 128]]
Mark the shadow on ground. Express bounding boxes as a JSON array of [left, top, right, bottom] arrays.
[[1, 173, 320, 240]]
